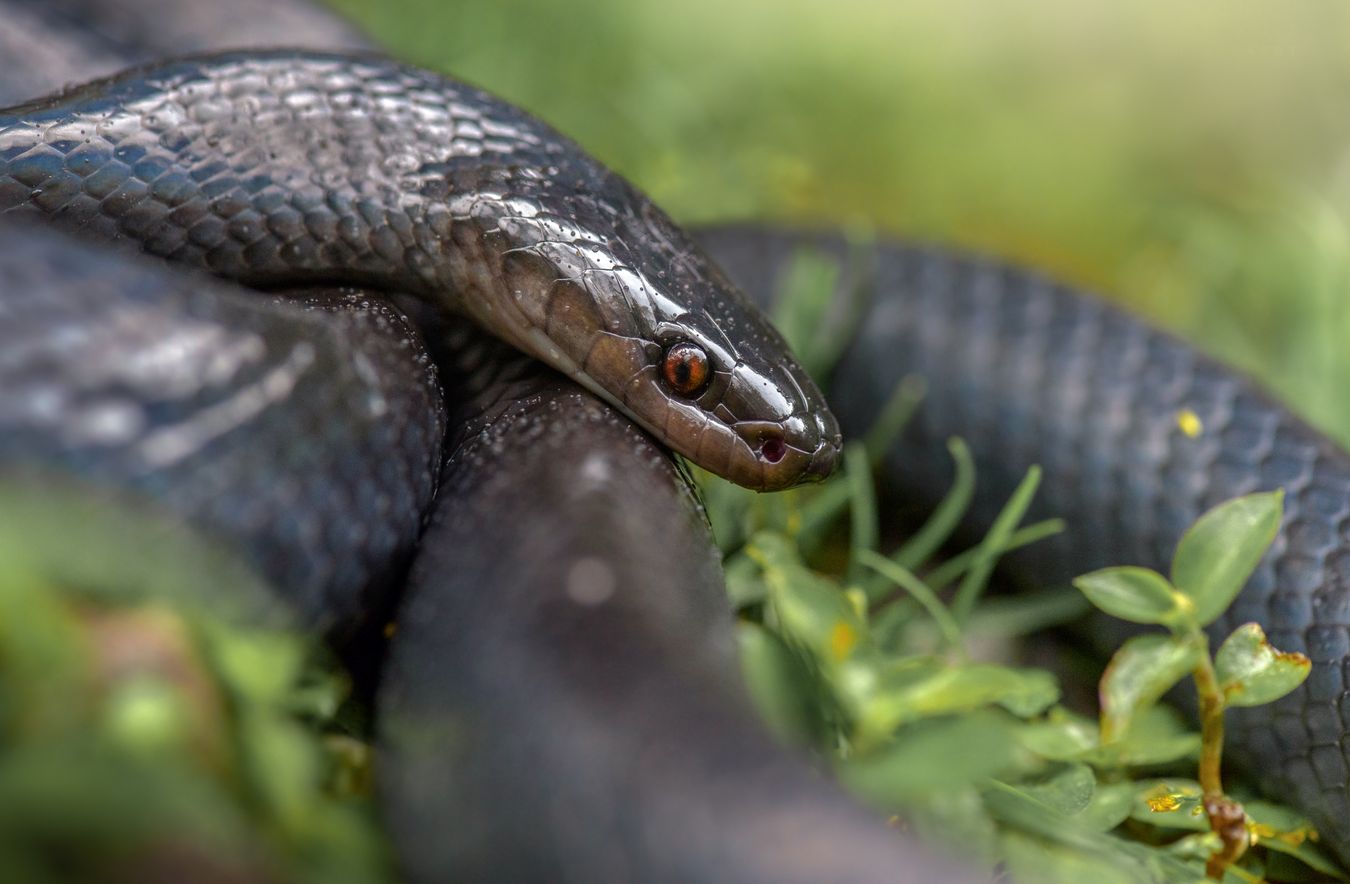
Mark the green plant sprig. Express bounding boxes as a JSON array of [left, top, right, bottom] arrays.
[[1074, 490, 1311, 879]]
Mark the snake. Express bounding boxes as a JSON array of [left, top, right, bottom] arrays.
[[0, 49, 839, 492], [2, 2, 1348, 881]]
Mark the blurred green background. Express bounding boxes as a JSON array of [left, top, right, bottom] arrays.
[[331, 0, 1350, 441]]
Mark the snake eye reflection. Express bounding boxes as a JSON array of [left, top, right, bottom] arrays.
[[661, 342, 711, 397]]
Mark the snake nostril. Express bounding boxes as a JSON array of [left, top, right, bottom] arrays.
[[760, 437, 786, 464]]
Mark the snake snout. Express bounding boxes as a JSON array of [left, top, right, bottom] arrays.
[[804, 435, 840, 482], [733, 409, 841, 490], [792, 406, 842, 483]]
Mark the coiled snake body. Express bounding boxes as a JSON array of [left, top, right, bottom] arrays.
[[3, 5, 1350, 881]]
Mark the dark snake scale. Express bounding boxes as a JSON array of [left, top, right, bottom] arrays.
[[3, 2, 1350, 880]]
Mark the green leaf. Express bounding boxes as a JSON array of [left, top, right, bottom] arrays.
[[999, 831, 1145, 884], [860, 663, 1058, 739], [1129, 779, 1208, 832], [1160, 832, 1222, 862], [1264, 848, 1346, 883], [752, 532, 868, 666], [736, 622, 819, 746], [1018, 708, 1099, 761], [1099, 634, 1204, 743], [983, 781, 1198, 881], [1245, 800, 1348, 880], [992, 668, 1063, 718], [868, 598, 917, 651], [698, 471, 756, 553], [1078, 781, 1137, 833], [1081, 705, 1201, 769], [202, 625, 304, 703], [723, 553, 768, 608], [1019, 763, 1097, 817], [1021, 706, 1201, 770], [906, 786, 1001, 869], [1170, 491, 1284, 626], [1214, 622, 1311, 707], [103, 676, 191, 754], [837, 712, 1015, 803], [1086, 731, 1202, 770], [1073, 566, 1191, 628]]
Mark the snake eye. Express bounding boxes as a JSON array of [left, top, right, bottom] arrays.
[[662, 342, 711, 397]]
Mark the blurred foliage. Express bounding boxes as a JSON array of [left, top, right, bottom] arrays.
[[331, 0, 1350, 442], [0, 482, 394, 884]]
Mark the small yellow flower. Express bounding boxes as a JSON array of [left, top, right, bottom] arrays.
[[1144, 783, 1186, 813], [1176, 408, 1203, 438], [1248, 822, 1276, 846], [1146, 793, 1182, 812]]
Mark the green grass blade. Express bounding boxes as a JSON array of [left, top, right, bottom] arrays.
[[772, 250, 841, 379], [795, 480, 852, 556], [950, 466, 1042, 626], [863, 374, 927, 463], [965, 587, 1091, 638], [857, 550, 964, 651], [924, 518, 1064, 592], [892, 438, 976, 570], [844, 442, 879, 590]]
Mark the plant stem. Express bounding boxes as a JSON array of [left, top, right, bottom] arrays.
[[1191, 631, 1248, 878], [1191, 643, 1224, 801]]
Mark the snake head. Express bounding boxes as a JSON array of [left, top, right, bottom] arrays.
[[480, 175, 842, 491]]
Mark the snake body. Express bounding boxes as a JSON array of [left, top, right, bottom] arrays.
[[0, 221, 444, 628], [0, 51, 838, 490], [4, 2, 1350, 879], [377, 341, 976, 883]]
